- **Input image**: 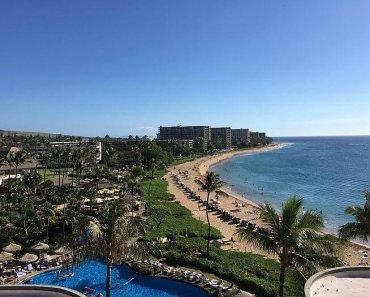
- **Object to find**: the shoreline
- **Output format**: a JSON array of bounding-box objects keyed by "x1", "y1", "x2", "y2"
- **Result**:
[
  {"x1": 198, "y1": 143, "x2": 285, "y2": 209},
  {"x1": 199, "y1": 145, "x2": 370, "y2": 251},
  {"x1": 166, "y1": 144, "x2": 370, "y2": 266}
]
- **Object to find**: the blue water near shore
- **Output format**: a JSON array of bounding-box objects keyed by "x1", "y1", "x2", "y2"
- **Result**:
[{"x1": 212, "y1": 136, "x2": 370, "y2": 235}]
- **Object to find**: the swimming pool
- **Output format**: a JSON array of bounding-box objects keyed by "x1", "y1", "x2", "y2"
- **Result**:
[{"x1": 22, "y1": 260, "x2": 209, "y2": 297}]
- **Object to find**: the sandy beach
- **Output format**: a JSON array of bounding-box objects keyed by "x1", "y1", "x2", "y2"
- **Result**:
[{"x1": 166, "y1": 144, "x2": 370, "y2": 266}]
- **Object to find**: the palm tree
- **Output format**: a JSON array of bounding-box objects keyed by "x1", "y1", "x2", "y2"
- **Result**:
[
  {"x1": 23, "y1": 171, "x2": 42, "y2": 194},
  {"x1": 50, "y1": 146, "x2": 65, "y2": 189},
  {"x1": 73, "y1": 200, "x2": 147, "y2": 297},
  {"x1": 40, "y1": 151, "x2": 51, "y2": 182},
  {"x1": 146, "y1": 159, "x2": 163, "y2": 207},
  {"x1": 5, "y1": 151, "x2": 28, "y2": 177},
  {"x1": 124, "y1": 165, "x2": 144, "y2": 217},
  {"x1": 43, "y1": 202, "x2": 55, "y2": 241},
  {"x1": 82, "y1": 184, "x2": 97, "y2": 210},
  {"x1": 339, "y1": 191, "x2": 370, "y2": 241},
  {"x1": 102, "y1": 143, "x2": 118, "y2": 169},
  {"x1": 11, "y1": 151, "x2": 29, "y2": 176},
  {"x1": 196, "y1": 171, "x2": 224, "y2": 257},
  {"x1": 237, "y1": 197, "x2": 337, "y2": 297},
  {"x1": 0, "y1": 155, "x2": 5, "y2": 168}
]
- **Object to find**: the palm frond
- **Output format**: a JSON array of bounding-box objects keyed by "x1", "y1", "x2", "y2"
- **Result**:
[
  {"x1": 259, "y1": 203, "x2": 280, "y2": 232},
  {"x1": 236, "y1": 227, "x2": 278, "y2": 255},
  {"x1": 339, "y1": 221, "x2": 369, "y2": 241},
  {"x1": 280, "y1": 197, "x2": 303, "y2": 237}
]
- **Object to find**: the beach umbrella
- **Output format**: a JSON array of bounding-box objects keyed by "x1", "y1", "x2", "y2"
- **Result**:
[
  {"x1": 2, "y1": 243, "x2": 22, "y2": 253},
  {"x1": 54, "y1": 246, "x2": 71, "y2": 255},
  {"x1": 31, "y1": 242, "x2": 50, "y2": 251},
  {"x1": 18, "y1": 253, "x2": 38, "y2": 263},
  {"x1": 0, "y1": 251, "x2": 14, "y2": 262}
]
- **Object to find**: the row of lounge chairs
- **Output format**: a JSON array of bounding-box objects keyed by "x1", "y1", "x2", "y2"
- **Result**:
[
  {"x1": 171, "y1": 173, "x2": 259, "y2": 232},
  {"x1": 123, "y1": 255, "x2": 233, "y2": 292}
]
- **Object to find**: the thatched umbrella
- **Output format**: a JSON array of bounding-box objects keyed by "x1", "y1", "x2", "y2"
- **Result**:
[
  {"x1": 31, "y1": 242, "x2": 50, "y2": 251},
  {"x1": 54, "y1": 246, "x2": 71, "y2": 255},
  {"x1": 2, "y1": 243, "x2": 22, "y2": 253},
  {"x1": 0, "y1": 251, "x2": 14, "y2": 262},
  {"x1": 18, "y1": 253, "x2": 38, "y2": 264}
]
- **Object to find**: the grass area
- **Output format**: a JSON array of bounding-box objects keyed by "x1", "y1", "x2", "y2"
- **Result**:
[
  {"x1": 171, "y1": 154, "x2": 203, "y2": 166},
  {"x1": 39, "y1": 168, "x2": 74, "y2": 181},
  {"x1": 164, "y1": 239, "x2": 304, "y2": 297},
  {"x1": 140, "y1": 169, "x2": 222, "y2": 240},
  {"x1": 139, "y1": 168, "x2": 305, "y2": 297}
]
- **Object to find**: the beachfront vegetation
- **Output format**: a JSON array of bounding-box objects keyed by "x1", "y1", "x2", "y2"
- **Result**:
[
  {"x1": 339, "y1": 190, "x2": 370, "y2": 241},
  {"x1": 237, "y1": 197, "x2": 339, "y2": 297},
  {"x1": 195, "y1": 171, "x2": 224, "y2": 257},
  {"x1": 141, "y1": 170, "x2": 306, "y2": 296}
]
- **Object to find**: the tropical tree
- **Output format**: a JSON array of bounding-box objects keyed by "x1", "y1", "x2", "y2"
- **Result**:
[
  {"x1": 42, "y1": 202, "x2": 56, "y2": 241},
  {"x1": 73, "y1": 200, "x2": 148, "y2": 297},
  {"x1": 0, "y1": 155, "x2": 5, "y2": 168},
  {"x1": 5, "y1": 150, "x2": 28, "y2": 176},
  {"x1": 50, "y1": 146, "x2": 65, "y2": 189},
  {"x1": 146, "y1": 159, "x2": 164, "y2": 207},
  {"x1": 102, "y1": 143, "x2": 118, "y2": 169},
  {"x1": 237, "y1": 197, "x2": 338, "y2": 297},
  {"x1": 40, "y1": 150, "x2": 51, "y2": 182},
  {"x1": 23, "y1": 171, "x2": 42, "y2": 194},
  {"x1": 82, "y1": 184, "x2": 97, "y2": 210},
  {"x1": 339, "y1": 191, "x2": 370, "y2": 241},
  {"x1": 16, "y1": 194, "x2": 35, "y2": 238},
  {"x1": 196, "y1": 171, "x2": 224, "y2": 257},
  {"x1": 11, "y1": 150, "x2": 29, "y2": 176},
  {"x1": 124, "y1": 165, "x2": 144, "y2": 216}
]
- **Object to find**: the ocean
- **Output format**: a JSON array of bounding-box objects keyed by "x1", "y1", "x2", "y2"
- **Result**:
[{"x1": 212, "y1": 136, "x2": 370, "y2": 235}]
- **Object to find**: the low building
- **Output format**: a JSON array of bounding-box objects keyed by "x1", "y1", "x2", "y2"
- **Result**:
[
  {"x1": 211, "y1": 127, "x2": 232, "y2": 150},
  {"x1": 33, "y1": 141, "x2": 102, "y2": 163}
]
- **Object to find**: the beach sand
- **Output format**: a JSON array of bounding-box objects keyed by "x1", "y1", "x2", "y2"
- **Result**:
[{"x1": 166, "y1": 144, "x2": 370, "y2": 266}]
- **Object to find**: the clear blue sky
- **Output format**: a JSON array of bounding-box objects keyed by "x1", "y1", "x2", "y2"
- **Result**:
[{"x1": 1, "y1": 0, "x2": 369, "y2": 137}]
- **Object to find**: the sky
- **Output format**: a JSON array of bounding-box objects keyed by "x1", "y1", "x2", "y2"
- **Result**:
[{"x1": 1, "y1": 0, "x2": 369, "y2": 137}]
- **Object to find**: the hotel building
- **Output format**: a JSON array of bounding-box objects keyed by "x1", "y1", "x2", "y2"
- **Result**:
[
  {"x1": 158, "y1": 126, "x2": 211, "y2": 151},
  {"x1": 231, "y1": 128, "x2": 250, "y2": 145},
  {"x1": 211, "y1": 127, "x2": 232, "y2": 150}
]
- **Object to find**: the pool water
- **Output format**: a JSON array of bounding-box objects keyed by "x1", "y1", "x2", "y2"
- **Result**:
[{"x1": 23, "y1": 260, "x2": 209, "y2": 297}]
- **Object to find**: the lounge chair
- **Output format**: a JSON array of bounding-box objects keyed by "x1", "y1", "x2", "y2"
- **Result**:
[
  {"x1": 221, "y1": 283, "x2": 234, "y2": 292},
  {"x1": 208, "y1": 279, "x2": 223, "y2": 289}
]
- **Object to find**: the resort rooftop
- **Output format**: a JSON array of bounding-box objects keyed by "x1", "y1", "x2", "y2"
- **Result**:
[
  {"x1": 0, "y1": 285, "x2": 85, "y2": 297},
  {"x1": 305, "y1": 266, "x2": 370, "y2": 297}
]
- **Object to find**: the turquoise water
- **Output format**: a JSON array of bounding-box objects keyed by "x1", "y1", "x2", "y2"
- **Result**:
[
  {"x1": 24, "y1": 260, "x2": 209, "y2": 297},
  {"x1": 212, "y1": 136, "x2": 370, "y2": 235}
]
